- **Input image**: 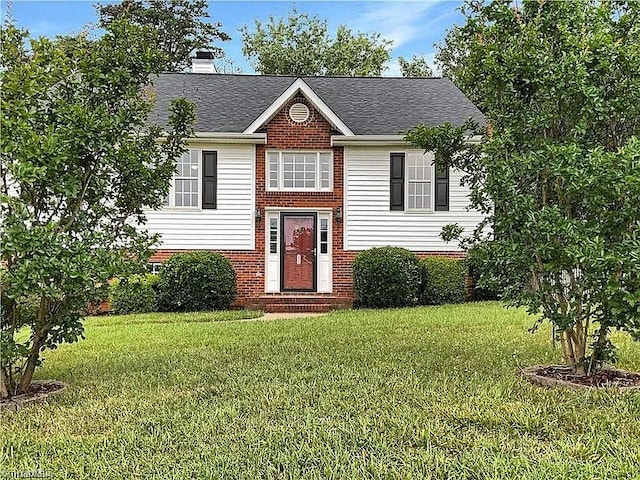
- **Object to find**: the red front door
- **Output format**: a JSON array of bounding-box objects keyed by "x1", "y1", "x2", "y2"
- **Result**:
[{"x1": 281, "y1": 213, "x2": 316, "y2": 291}]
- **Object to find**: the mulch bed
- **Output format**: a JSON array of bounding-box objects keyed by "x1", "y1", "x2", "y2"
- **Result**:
[
  {"x1": 1, "y1": 380, "x2": 67, "y2": 412},
  {"x1": 522, "y1": 365, "x2": 640, "y2": 391}
]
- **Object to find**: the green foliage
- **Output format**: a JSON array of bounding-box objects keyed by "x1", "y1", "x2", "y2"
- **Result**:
[
  {"x1": 398, "y1": 55, "x2": 434, "y2": 77},
  {"x1": 156, "y1": 252, "x2": 237, "y2": 312},
  {"x1": 109, "y1": 274, "x2": 159, "y2": 315},
  {"x1": 352, "y1": 247, "x2": 421, "y2": 308},
  {"x1": 240, "y1": 8, "x2": 392, "y2": 76},
  {"x1": 420, "y1": 257, "x2": 467, "y2": 305},
  {"x1": 408, "y1": 0, "x2": 640, "y2": 375},
  {"x1": 0, "y1": 20, "x2": 194, "y2": 397},
  {"x1": 465, "y1": 243, "x2": 502, "y2": 301},
  {"x1": 98, "y1": 0, "x2": 230, "y2": 72}
]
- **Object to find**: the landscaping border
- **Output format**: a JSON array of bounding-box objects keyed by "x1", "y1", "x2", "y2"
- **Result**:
[
  {"x1": 522, "y1": 365, "x2": 640, "y2": 391},
  {"x1": 0, "y1": 380, "x2": 67, "y2": 412}
]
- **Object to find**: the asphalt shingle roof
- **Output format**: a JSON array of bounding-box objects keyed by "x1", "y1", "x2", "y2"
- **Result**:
[{"x1": 150, "y1": 73, "x2": 485, "y2": 135}]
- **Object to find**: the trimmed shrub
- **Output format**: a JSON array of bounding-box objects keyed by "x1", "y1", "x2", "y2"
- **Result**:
[
  {"x1": 109, "y1": 274, "x2": 158, "y2": 315},
  {"x1": 156, "y1": 252, "x2": 236, "y2": 312},
  {"x1": 420, "y1": 257, "x2": 466, "y2": 305},
  {"x1": 466, "y1": 243, "x2": 503, "y2": 301},
  {"x1": 353, "y1": 246, "x2": 421, "y2": 308}
]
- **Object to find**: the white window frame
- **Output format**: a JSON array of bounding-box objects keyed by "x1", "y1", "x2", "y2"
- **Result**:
[
  {"x1": 163, "y1": 148, "x2": 201, "y2": 210},
  {"x1": 148, "y1": 262, "x2": 163, "y2": 274},
  {"x1": 266, "y1": 150, "x2": 333, "y2": 192},
  {"x1": 405, "y1": 151, "x2": 435, "y2": 213}
]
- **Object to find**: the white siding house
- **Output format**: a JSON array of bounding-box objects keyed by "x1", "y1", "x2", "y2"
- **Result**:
[
  {"x1": 343, "y1": 146, "x2": 484, "y2": 251},
  {"x1": 145, "y1": 144, "x2": 255, "y2": 250}
]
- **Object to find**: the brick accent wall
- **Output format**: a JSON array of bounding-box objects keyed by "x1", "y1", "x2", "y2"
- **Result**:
[
  {"x1": 150, "y1": 95, "x2": 465, "y2": 308},
  {"x1": 256, "y1": 96, "x2": 351, "y2": 300}
]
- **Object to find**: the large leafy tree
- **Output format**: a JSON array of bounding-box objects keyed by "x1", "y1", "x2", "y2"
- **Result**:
[
  {"x1": 407, "y1": 0, "x2": 640, "y2": 376},
  {"x1": 398, "y1": 55, "x2": 433, "y2": 77},
  {"x1": 0, "y1": 21, "x2": 194, "y2": 398},
  {"x1": 98, "y1": 0, "x2": 230, "y2": 72},
  {"x1": 240, "y1": 8, "x2": 392, "y2": 76}
]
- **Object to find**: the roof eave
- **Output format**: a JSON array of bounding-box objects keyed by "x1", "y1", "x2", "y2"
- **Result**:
[
  {"x1": 190, "y1": 132, "x2": 267, "y2": 144},
  {"x1": 331, "y1": 134, "x2": 483, "y2": 147}
]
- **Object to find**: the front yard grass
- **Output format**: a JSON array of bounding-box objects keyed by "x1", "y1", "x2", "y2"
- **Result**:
[{"x1": 2, "y1": 302, "x2": 639, "y2": 479}]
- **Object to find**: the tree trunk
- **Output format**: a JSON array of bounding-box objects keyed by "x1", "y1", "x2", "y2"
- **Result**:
[
  {"x1": 17, "y1": 338, "x2": 43, "y2": 394},
  {"x1": 560, "y1": 328, "x2": 587, "y2": 375},
  {"x1": 0, "y1": 368, "x2": 10, "y2": 399}
]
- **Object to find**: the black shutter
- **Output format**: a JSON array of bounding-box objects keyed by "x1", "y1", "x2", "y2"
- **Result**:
[
  {"x1": 202, "y1": 151, "x2": 217, "y2": 209},
  {"x1": 390, "y1": 153, "x2": 405, "y2": 211},
  {"x1": 435, "y1": 161, "x2": 449, "y2": 211}
]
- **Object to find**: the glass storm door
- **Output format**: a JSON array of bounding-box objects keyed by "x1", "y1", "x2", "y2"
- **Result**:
[{"x1": 281, "y1": 213, "x2": 317, "y2": 291}]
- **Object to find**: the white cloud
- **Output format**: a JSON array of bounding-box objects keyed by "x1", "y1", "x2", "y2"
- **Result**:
[{"x1": 353, "y1": 1, "x2": 445, "y2": 49}]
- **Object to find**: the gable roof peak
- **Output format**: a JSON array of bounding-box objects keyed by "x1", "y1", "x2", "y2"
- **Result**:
[{"x1": 243, "y1": 77, "x2": 354, "y2": 136}]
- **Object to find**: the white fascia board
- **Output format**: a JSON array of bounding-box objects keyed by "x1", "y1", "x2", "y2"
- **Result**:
[
  {"x1": 332, "y1": 134, "x2": 484, "y2": 147},
  {"x1": 190, "y1": 132, "x2": 267, "y2": 144},
  {"x1": 331, "y1": 135, "x2": 408, "y2": 146},
  {"x1": 243, "y1": 78, "x2": 354, "y2": 136},
  {"x1": 158, "y1": 132, "x2": 266, "y2": 144}
]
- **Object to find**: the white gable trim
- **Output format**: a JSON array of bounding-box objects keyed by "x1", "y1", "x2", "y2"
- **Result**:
[{"x1": 243, "y1": 78, "x2": 354, "y2": 136}]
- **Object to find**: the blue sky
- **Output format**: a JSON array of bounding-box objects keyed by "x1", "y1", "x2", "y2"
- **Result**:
[{"x1": 5, "y1": 1, "x2": 465, "y2": 76}]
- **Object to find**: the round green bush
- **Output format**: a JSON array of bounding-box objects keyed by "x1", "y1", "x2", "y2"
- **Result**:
[
  {"x1": 466, "y1": 243, "x2": 503, "y2": 301},
  {"x1": 353, "y1": 246, "x2": 421, "y2": 308},
  {"x1": 420, "y1": 257, "x2": 467, "y2": 305},
  {"x1": 109, "y1": 274, "x2": 158, "y2": 315},
  {"x1": 156, "y1": 252, "x2": 236, "y2": 312}
]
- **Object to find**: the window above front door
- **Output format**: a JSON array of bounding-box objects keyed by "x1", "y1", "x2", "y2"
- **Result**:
[{"x1": 266, "y1": 151, "x2": 333, "y2": 192}]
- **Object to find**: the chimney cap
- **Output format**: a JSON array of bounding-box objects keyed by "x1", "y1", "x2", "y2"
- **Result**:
[{"x1": 195, "y1": 51, "x2": 214, "y2": 60}]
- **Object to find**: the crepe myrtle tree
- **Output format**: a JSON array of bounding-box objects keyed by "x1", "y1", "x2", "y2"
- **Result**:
[
  {"x1": 0, "y1": 21, "x2": 195, "y2": 398},
  {"x1": 406, "y1": 0, "x2": 640, "y2": 376}
]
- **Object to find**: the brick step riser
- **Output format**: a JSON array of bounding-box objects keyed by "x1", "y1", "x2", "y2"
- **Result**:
[
  {"x1": 257, "y1": 296, "x2": 345, "y2": 305},
  {"x1": 265, "y1": 304, "x2": 333, "y2": 313}
]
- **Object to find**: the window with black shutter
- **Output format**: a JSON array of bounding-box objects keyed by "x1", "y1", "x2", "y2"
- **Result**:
[
  {"x1": 202, "y1": 151, "x2": 217, "y2": 209},
  {"x1": 390, "y1": 153, "x2": 404, "y2": 210},
  {"x1": 435, "y1": 163, "x2": 449, "y2": 211}
]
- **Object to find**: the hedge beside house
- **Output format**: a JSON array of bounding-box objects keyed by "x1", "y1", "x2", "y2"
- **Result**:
[
  {"x1": 156, "y1": 252, "x2": 236, "y2": 312},
  {"x1": 353, "y1": 246, "x2": 421, "y2": 308},
  {"x1": 109, "y1": 274, "x2": 159, "y2": 315},
  {"x1": 466, "y1": 244, "x2": 503, "y2": 301},
  {"x1": 420, "y1": 257, "x2": 467, "y2": 305}
]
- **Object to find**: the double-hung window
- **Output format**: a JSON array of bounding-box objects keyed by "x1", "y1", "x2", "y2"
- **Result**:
[
  {"x1": 407, "y1": 152, "x2": 432, "y2": 210},
  {"x1": 174, "y1": 150, "x2": 199, "y2": 207},
  {"x1": 267, "y1": 151, "x2": 332, "y2": 191},
  {"x1": 163, "y1": 149, "x2": 218, "y2": 209},
  {"x1": 390, "y1": 151, "x2": 449, "y2": 212}
]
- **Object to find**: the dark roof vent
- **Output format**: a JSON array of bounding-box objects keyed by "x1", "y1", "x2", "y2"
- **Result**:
[{"x1": 195, "y1": 51, "x2": 214, "y2": 60}]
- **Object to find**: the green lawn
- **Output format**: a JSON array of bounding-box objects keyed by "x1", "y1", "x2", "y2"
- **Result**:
[{"x1": 2, "y1": 303, "x2": 639, "y2": 479}]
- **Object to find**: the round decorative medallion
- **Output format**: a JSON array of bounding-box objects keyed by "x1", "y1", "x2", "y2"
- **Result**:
[{"x1": 289, "y1": 102, "x2": 311, "y2": 123}]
